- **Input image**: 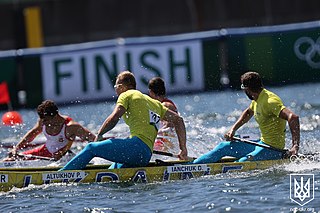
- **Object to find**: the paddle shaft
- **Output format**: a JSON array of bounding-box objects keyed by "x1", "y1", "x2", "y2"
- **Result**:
[
  {"x1": 232, "y1": 136, "x2": 287, "y2": 153},
  {"x1": 152, "y1": 150, "x2": 196, "y2": 160},
  {"x1": 17, "y1": 153, "x2": 56, "y2": 161},
  {"x1": 153, "y1": 150, "x2": 178, "y2": 158},
  {"x1": 1, "y1": 136, "x2": 115, "y2": 149}
]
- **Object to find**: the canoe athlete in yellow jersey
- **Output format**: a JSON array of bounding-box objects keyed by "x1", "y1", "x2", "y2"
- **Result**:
[
  {"x1": 193, "y1": 71, "x2": 300, "y2": 163},
  {"x1": 60, "y1": 71, "x2": 188, "y2": 170}
]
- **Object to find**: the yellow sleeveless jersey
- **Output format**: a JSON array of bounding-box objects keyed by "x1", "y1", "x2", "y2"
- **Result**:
[
  {"x1": 117, "y1": 89, "x2": 168, "y2": 151},
  {"x1": 249, "y1": 89, "x2": 286, "y2": 149}
]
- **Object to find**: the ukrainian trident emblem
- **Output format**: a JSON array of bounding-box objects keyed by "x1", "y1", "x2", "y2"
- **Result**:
[{"x1": 290, "y1": 174, "x2": 314, "y2": 206}]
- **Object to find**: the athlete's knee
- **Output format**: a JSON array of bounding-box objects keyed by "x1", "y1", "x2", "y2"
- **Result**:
[
  {"x1": 215, "y1": 141, "x2": 232, "y2": 151},
  {"x1": 82, "y1": 143, "x2": 99, "y2": 155}
]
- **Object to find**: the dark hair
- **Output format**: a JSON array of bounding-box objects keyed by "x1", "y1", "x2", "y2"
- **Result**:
[
  {"x1": 37, "y1": 100, "x2": 59, "y2": 119},
  {"x1": 117, "y1": 71, "x2": 136, "y2": 89},
  {"x1": 241, "y1": 71, "x2": 263, "y2": 92},
  {"x1": 148, "y1": 77, "x2": 166, "y2": 96}
]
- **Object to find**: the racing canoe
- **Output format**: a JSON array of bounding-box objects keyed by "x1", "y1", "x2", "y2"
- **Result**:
[{"x1": 0, "y1": 158, "x2": 288, "y2": 192}]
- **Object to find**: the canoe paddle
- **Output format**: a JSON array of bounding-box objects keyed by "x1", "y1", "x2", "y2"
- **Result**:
[
  {"x1": 17, "y1": 153, "x2": 56, "y2": 161},
  {"x1": 1, "y1": 136, "x2": 115, "y2": 149},
  {"x1": 152, "y1": 150, "x2": 196, "y2": 160},
  {"x1": 232, "y1": 136, "x2": 289, "y2": 154}
]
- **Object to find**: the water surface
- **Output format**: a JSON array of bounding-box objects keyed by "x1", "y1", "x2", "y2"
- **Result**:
[{"x1": 1, "y1": 83, "x2": 320, "y2": 212}]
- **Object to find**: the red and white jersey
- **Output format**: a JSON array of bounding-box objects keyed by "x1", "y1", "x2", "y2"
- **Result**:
[
  {"x1": 159, "y1": 98, "x2": 178, "y2": 131},
  {"x1": 43, "y1": 117, "x2": 72, "y2": 154}
]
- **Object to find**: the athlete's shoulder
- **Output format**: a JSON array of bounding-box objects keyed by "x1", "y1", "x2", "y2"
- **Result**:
[
  {"x1": 64, "y1": 120, "x2": 85, "y2": 137},
  {"x1": 264, "y1": 89, "x2": 283, "y2": 104},
  {"x1": 119, "y1": 89, "x2": 141, "y2": 99},
  {"x1": 264, "y1": 88, "x2": 279, "y2": 98},
  {"x1": 60, "y1": 115, "x2": 73, "y2": 125},
  {"x1": 162, "y1": 98, "x2": 177, "y2": 112}
]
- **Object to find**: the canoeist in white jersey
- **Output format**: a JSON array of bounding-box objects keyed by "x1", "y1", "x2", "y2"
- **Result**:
[
  {"x1": 3, "y1": 100, "x2": 96, "y2": 161},
  {"x1": 148, "y1": 77, "x2": 178, "y2": 151}
]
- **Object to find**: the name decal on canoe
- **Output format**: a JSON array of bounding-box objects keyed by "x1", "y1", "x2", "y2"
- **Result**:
[
  {"x1": 0, "y1": 174, "x2": 8, "y2": 183},
  {"x1": 42, "y1": 171, "x2": 86, "y2": 181},
  {"x1": 167, "y1": 164, "x2": 208, "y2": 173}
]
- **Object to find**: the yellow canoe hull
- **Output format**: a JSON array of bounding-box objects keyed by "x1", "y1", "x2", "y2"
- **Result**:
[{"x1": 0, "y1": 159, "x2": 288, "y2": 192}]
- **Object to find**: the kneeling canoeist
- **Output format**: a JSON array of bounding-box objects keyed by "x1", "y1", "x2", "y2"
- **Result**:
[
  {"x1": 60, "y1": 71, "x2": 188, "y2": 171},
  {"x1": 3, "y1": 100, "x2": 96, "y2": 161},
  {"x1": 193, "y1": 71, "x2": 300, "y2": 164},
  {"x1": 148, "y1": 77, "x2": 178, "y2": 152}
]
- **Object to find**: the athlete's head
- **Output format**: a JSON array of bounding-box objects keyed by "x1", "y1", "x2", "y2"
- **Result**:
[
  {"x1": 148, "y1": 77, "x2": 166, "y2": 98},
  {"x1": 241, "y1": 71, "x2": 263, "y2": 93},
  {"x1": 37, "y1": 100, "x2": 59, "y2": 119},
  {"x1": 115, "y1": 71, "x2": 136, "y2": 91}
]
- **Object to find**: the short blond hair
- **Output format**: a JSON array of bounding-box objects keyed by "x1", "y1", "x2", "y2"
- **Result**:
[{"x1": 117, "y1": 71, "x2": 136, "y2": 89}]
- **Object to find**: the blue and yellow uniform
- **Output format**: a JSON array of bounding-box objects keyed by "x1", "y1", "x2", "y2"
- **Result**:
[
  {"x1": 193, "y1": 89, "x2": 286, "y2": 164},
  {"x1": 61, "y1": 90, "x2": 168, "y2": 170},
  {"x1": 250, "y1": 89, "x2": 286, "y2": 149},
  {"x1": 117, "y1": 89, "x2": 168, "y2": 151}
]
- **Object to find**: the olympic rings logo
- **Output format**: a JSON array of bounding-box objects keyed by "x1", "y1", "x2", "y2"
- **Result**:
[
  {"x1": 294, "y1": 36, "x2": 320, "y2": 69},
  {"x1": 289, "y1": 154, "x2": 317, "y2": 163}
]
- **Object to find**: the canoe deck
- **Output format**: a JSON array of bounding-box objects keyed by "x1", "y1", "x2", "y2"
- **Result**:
[{"x1": 0, "y1": 158, "x2": 288, "y2": 192}]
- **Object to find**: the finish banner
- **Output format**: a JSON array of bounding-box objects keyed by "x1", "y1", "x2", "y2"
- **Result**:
[{"x1": 41, "y1": 40, "x2": 204, "y2": 103}]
